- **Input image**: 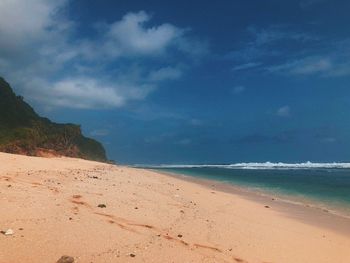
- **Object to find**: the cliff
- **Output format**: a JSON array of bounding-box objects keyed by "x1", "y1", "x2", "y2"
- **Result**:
[{"x1": 0, "y1": 77, "x2": 107, "y2": 161}]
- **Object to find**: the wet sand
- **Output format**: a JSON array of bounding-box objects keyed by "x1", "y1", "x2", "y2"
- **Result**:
[{"x1": 161, "y1": 171, "x2": 350, "y2": 236}]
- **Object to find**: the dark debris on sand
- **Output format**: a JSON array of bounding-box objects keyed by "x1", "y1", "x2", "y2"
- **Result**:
[{"x1": 56, "y1": 255, "x2": 74, "y2": 263}]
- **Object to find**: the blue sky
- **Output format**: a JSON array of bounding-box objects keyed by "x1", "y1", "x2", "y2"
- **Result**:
[{"x1": 1, "y1": 0, "x2": 350, "y2": 164}]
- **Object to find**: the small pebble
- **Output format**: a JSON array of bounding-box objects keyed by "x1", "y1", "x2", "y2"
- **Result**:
[{"x1": 2, "y1": 229, "x2": 14, "y2": 236}]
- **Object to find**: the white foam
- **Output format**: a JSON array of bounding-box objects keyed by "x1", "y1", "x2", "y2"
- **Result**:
[{"x1": 137, "y1": 161, "x2": 350, "y2": 169}]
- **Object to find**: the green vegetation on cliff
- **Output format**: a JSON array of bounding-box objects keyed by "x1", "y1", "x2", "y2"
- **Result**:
[{"x1": 0, "y1": 77, "x2": 107, "y2": 161}]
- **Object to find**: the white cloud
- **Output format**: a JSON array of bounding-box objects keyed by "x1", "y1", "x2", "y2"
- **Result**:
[
  {"x1": 226, "y1": 26, "x2": 315, "y2": 63},
  {"x1": 268, "y1": 57, "x2": 332, "y2": 75},
  {"x1": 148, "y1": 67, "x2": 183, "y2": 82},
  {"x1": 267, "y1": 54, "x2": 350, "y2": 77},
  {"x1": 232, "y1": 62, "x2": 262, "y2": 71},
  {"x1": 27, "y1": 78, "x2": 125, "y2": 109},
  {"x1": 0, "y1": 2, "x2": 206, "y2": 109},
  {"x1": 225, "y1": 25, "x2": 350, "y2": 78},
  {"x1": 0, "y1": 0, "x2": 66, "y2": 51},
  {"x1": 229, "y1": 25, "x2": 350, "y2": 78},
  {"x1": 104, "y1": 11, "x2": 183, "y2": 57},
  {"x1": 248, "y1": 26, "x2": 315, "y2": 46},
  {"x1": 327, "y1": 63, "x2": 350, "y2": 77},
  {"x1": 290, "y1": 58, "x2": 331, "y2": 74},
  {"x1": 276, "y1": 106, "x2": 291, "y2": 117}
]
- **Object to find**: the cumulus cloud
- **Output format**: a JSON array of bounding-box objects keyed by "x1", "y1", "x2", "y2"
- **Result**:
[
  {"x1": 37, "y1": 78, "x2": 126, "y2": 108},
  {"x1": 103, "y1": 11, "x2": 183, "y2": 57},
  {"x1": 0, "y1": 0, "x2": 68, "y2": 53},
  {"x1": 0, "y1": 2, "x2": 207, "y2": 109}
]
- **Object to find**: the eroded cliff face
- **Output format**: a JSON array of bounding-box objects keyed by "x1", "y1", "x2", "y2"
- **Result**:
[{"x1": 0, "y1": 77, "x2": 107, "y2": 161}]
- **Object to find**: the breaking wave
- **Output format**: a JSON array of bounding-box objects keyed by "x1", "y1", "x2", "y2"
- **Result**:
[{"x1": 139, "y1": 161, "x2": 350, "y2": 169}]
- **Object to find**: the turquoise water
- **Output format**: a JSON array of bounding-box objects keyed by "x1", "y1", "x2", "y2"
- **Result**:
[{"x1": 150, "y1": 166, "x2": 350, "y2": 215}]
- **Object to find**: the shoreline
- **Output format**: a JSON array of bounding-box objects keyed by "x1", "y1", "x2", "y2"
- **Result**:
[
  {"x1": 1, "y1": 152, "x2": 350, "y2": 262},
  {"x1": 151, "y1": 169, "x2": 350, "y2": 236}
]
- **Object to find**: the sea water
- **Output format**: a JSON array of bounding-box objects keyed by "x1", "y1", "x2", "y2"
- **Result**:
[{"x1": 141, "y1": 162, "x2": 350, "y2": 217}]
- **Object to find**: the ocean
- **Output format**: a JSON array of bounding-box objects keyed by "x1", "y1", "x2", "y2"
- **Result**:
[{"x1": 141, "y1": 162, "x2": 350, "y2": 218}]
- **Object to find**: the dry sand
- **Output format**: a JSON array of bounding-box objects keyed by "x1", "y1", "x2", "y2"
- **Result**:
[{"x1": 0, "y1": 152, "x2": 350, "y2": 263}]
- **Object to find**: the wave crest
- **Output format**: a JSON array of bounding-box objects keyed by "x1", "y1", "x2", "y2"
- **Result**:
[{"x1": 139, "y1": 161, "x2": 350, "y2": 169}]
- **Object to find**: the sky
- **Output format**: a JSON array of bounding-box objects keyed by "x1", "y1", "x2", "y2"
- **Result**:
[{"x1": 0, "y1": 0, "x2": 350, "y2": 164}]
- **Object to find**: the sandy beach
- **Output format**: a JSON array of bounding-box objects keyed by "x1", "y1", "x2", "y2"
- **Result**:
[{"x1": 1, "y1": 152, "x2": 350, "y2": 263}]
